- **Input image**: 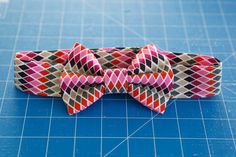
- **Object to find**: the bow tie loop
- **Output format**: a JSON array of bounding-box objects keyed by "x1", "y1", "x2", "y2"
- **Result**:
[{"x1": 104, "y1": 68, "x2": 129, "y2": 93}]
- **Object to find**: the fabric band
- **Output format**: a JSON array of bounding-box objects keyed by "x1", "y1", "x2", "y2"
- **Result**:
[{"x1": 14, "y1": 43, "x2": 222, "y2": 115}]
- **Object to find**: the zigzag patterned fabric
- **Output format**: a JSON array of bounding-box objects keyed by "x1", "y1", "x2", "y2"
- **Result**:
[{"x1": 14, "y1": 43, "x2": 222, "y2": 115}]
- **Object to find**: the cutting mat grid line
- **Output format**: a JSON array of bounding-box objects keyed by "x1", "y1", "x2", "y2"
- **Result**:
[{"x1": 0, "y1": 0, "x2": 236, "y2": 157}]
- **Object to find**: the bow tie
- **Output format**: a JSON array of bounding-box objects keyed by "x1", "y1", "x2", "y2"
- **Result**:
[
  {"x1": 60, "y1": 43, "x2": 174, "y2": 114},
  {"x1": 14, "y1": 43, "x2": 222, "y2": 115}
]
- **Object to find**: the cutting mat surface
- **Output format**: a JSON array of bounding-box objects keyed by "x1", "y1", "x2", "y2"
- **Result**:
[{"x1": 0, "y1": 0, "x2": 236, "y2": 156}]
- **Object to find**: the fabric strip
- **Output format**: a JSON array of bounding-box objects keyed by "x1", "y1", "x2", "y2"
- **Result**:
[{"x1": 14, "y1": 46, "x2": 222, "y2": 99}]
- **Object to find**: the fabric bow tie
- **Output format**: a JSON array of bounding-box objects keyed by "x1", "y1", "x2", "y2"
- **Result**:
[
  {"x1": 14, "y1": 42, "x2": 222, "y2": 115},
  {"x1": 60, "y1": 43, "x2": 174, "y2": 114}
]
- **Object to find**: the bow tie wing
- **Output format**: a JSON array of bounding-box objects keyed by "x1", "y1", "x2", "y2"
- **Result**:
[
  {"x1": 60, "y1": 43, "x2": 105, "y2": 115},
  {"x1": 67, "y1": 43, "x2": 104, "y2": 76},
  {"x1": 128, "y1": 44, "x2": 174, "y2": 113},
  {"x1": 60, "y1": 73, "x2": 105, "y2": 115},
  {"x1": 128, "y1": 84, "x2": 169, "y2": 113},
  {"x1": 129, "y1": 44, "x2": 172, "y2": 74}
]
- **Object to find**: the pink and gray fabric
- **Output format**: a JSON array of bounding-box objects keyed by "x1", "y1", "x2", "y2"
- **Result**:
[{"x1": 14, "y1": 43, "x2": 222, "y2": 115}]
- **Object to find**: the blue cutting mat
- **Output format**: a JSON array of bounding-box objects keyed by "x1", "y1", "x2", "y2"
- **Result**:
[{"x1": 0, "y1": 0, "x2": 236, "y2": 156}]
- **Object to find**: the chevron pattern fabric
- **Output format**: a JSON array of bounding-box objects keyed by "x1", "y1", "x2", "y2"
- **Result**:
[{"x1": 14, "y1": 42, "x2": 222, "y2": 115}]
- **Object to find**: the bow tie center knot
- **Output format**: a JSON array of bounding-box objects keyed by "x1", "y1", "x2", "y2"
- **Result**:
[{"x1": 103, "y1": 68, "x2": 129, "y2": 94}]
